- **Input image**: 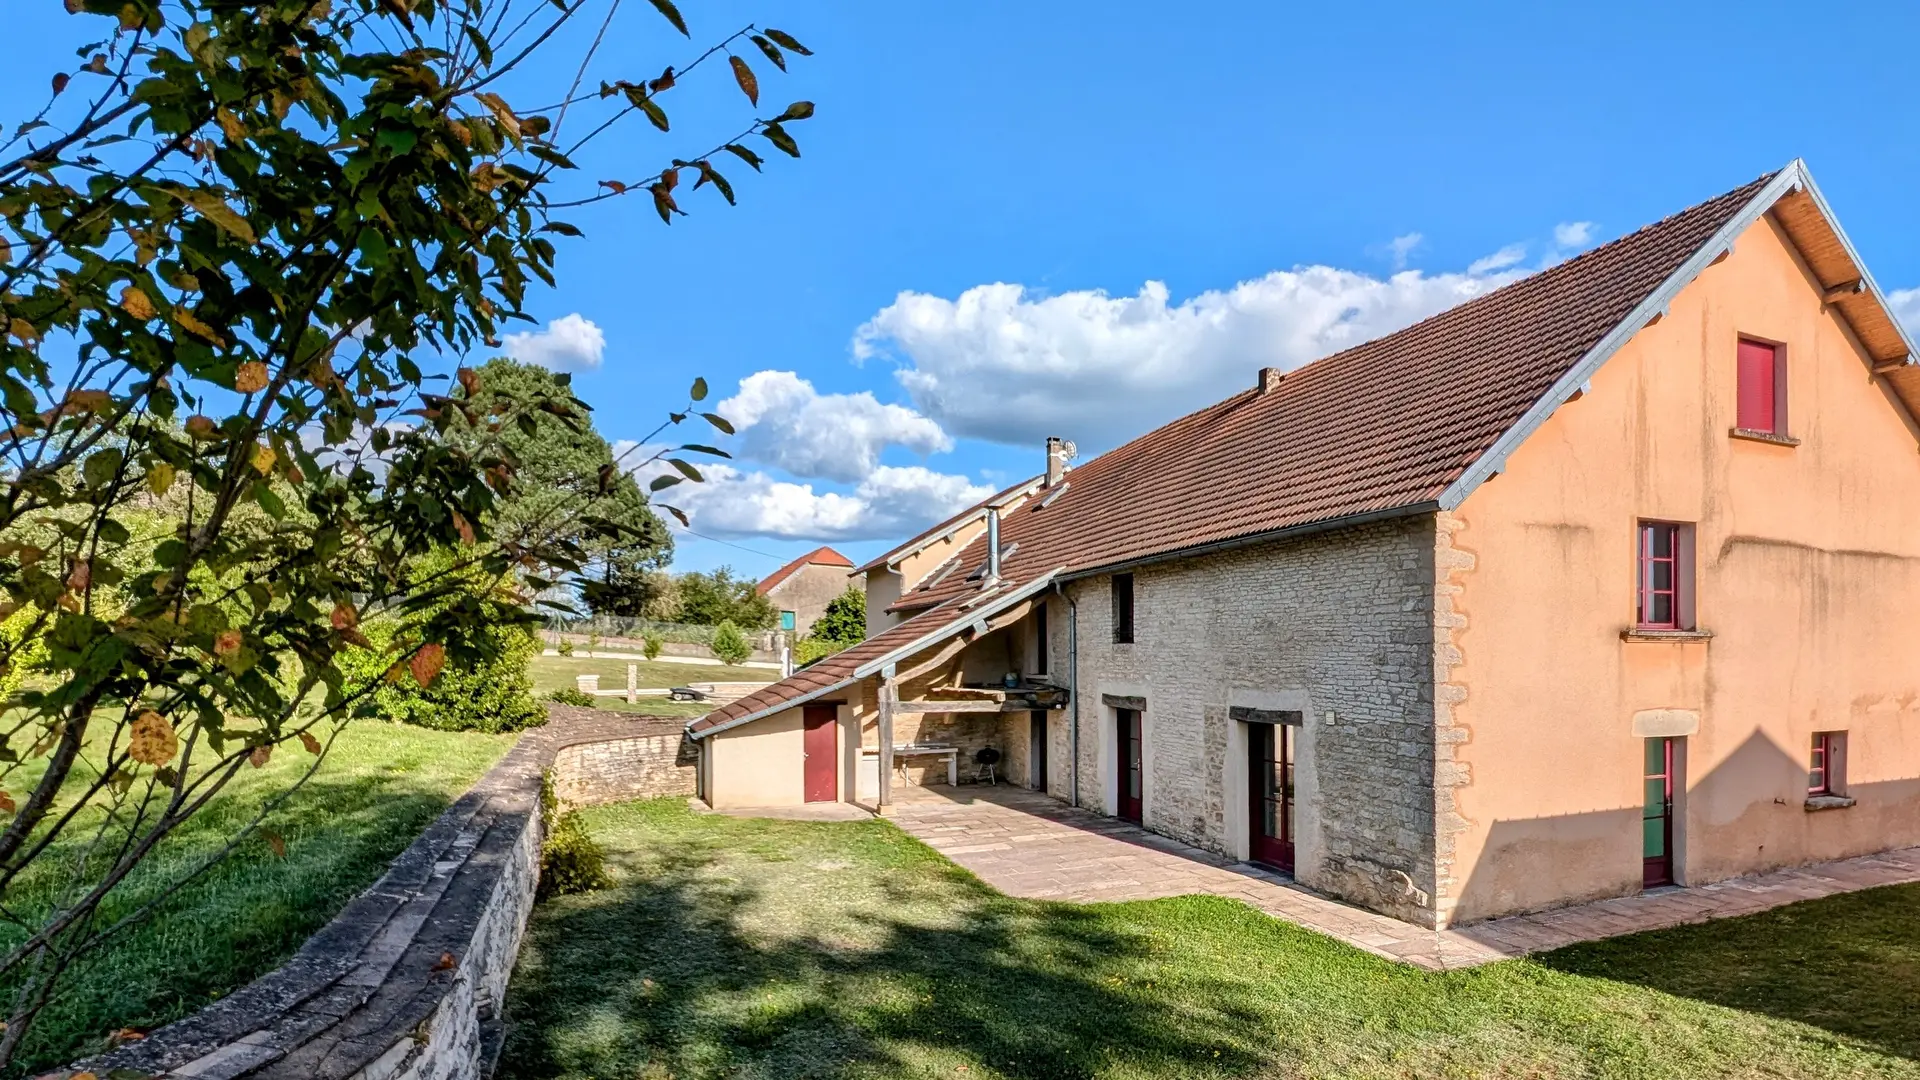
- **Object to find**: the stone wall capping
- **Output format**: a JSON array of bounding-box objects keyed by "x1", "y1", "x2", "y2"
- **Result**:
[
  {"x1": 1805, "y1": 795, "x2": 1857, "y2": 812},
  {"x1": 77, "y1": 710, "x2": 691, "y2": 1080}
]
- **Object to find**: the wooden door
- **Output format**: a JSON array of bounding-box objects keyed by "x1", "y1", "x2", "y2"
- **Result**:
[
  {"x1": 1249, "y1": 722, "x2": 1295, "y2": 872},
  {"x1": 1642, "y1": 737, "x2": 1675, "y2": 887},
  {"x1": 1116, "y1": 708, "x2": 1143, "y2": 823},
  {"x1": 1029, "y1": 711, "x2": 1048, "y2": 791},
  {"x1": 803, "y1": 705, "x2": 837, "y2": 803}
]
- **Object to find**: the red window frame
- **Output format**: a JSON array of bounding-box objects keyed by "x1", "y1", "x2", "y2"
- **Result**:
[
  {"x1": 1809, "y1": 732, "x2": 1838, "y2": 796},
  {"x1": 1737, "y1": 338, "x2": 1783, "y2": 434},
  {"x1": 1637, "y1": 522, "x2": 1683, "y2": 630}
]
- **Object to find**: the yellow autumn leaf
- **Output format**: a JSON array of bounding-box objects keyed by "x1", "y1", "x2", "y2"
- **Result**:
[
  {"x1": 119, "y1": 285, "x2": 157, "y2": 320},
  {"x1": 184, "y1": 415, "x2": 218, "y2": 439},
  {"x1": 250, "y1": 444, "x2": 276, "y2": 475},
  {"x1": 410, "y1": 643, "x2": 446, "y2": 686},
  {"x1": 174, "y1": 307, "x2": 225, "y2": 346},
  {"x1": 249, "y1": 744, "x2": 271, "y2": 769},
  {"x1": 299, "y1": 730, "x2": 322, "y2": 755},
  {"x1": 8, "y1": 318, "x2": 38, "y2": 345},
  {"x1": 234, "y1": 361, "x2": 269, "y2": 394},
  {"x1": 0, "y1": 790, "x2": 14, "y2": 814},
  {"x1": 147, "y1": 462, "x2": 176, "y2": 496},
  {"x1": 128, "y1": 711, "x2": 178, "y2": 766}
]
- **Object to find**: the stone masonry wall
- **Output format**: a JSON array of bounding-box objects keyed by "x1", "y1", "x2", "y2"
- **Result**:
[
  {"x1": 1062, "y1": 515, "x2": 1444, "y2": 925},
  {"x1": 548, "y1": 713, "x2": 697, "y2": 806},
  {"x1": 78, "y1": 712, "x2": 681, "y2": 1080}
]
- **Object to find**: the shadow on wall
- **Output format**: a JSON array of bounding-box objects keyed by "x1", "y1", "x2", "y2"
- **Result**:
[{"x1": 1454, "y1": 728, "x2": 1920, "y2": 923}]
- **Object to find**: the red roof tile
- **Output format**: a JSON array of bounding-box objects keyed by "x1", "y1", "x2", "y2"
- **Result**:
[
  {"x1": 895, "y1": 172, "x2": 1777, "y2": 610},
  {"x1": 755, "y1": 546, "x2": 856, "y2": 595}
]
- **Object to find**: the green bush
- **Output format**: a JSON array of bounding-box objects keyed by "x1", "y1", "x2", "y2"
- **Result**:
[
  {"x1": 547, "y1": 687, "x2": 597, "y2": 708},
  {"x1": 641, "y1": 631, "x2": 664, "y2": 661},
  {"x1": 710, "y1": 620, "x2": 751, "y2": 665},
  {"x1": 0, "y1": 605, "x2": 49, "y2": 702},
  {"x1": 537, "y1": 772, "x2": 610, "y2": 900},
  {"x1": 556, "y1": 638, "x2": 575, "y2": 657},
  {"x1": 793, "y1": 634, "x2": 841, "y2": 667},
  {"x1": 344, "y1": 617, "x2": 545, "y2": 734}
]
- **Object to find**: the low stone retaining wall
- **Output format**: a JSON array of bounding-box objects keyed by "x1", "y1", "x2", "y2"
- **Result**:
[{"x1": 77, "y1": 711, "x2": 696, "y2": 1080}]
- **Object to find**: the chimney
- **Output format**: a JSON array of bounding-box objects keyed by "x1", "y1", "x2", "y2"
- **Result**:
[
  {"x1": 985, "y1": 507, "x2": 1002, "y2": 583},
  {"x1": 1258, "y1": 367, "x2": 1284, "y2": 394},
  {"x1": 1045, "y1": 436, "x2": 1069, "y2": 487}
]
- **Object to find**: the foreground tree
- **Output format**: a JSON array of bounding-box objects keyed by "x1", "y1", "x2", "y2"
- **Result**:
[{"x1": 0, "y1": 0, "x2": 813, "y2": 1066}]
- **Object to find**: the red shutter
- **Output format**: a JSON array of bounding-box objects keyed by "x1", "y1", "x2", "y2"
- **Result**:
[{"x1": 1737, "y1": 339, "x2": 1777, "y2": 433}]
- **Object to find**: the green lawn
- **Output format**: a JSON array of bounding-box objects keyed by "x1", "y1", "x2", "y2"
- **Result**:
[
  {"x1": 500, "y1": 800, "x2": 1920, "y2": 1080},
  {"x1": 0, "y1": 722, "x2": 514, "y2": 1075},
  {"x1": 530, "y1": 654, "x2": 773, "y2": 719}
]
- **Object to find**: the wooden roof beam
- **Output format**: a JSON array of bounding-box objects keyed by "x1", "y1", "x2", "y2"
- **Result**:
[{"x1": 1823, "y1": 279, "x2": 1866, "y2": 305}]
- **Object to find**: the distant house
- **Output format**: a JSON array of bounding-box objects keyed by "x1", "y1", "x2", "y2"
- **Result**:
[
  {"x1": 756, "y1": 547, "x2": 861, "y2": 636},
  {"x1": 688, "y1": 161, "x2": 1920, "y2": 929}
]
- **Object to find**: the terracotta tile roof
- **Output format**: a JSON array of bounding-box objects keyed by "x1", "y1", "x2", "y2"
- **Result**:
[
  {"x1": 755, "y1": 546, "x2": 857, "y2": 595},
  {"x1": 697, "y1": 171, "x2": 1779, "y2": 735},
  {"x1": 686, "y1": 598, "x2": 963, "y2": 735},
  {"x1": 893, "y1": 172, "x2": 1778, "y2": 610}
]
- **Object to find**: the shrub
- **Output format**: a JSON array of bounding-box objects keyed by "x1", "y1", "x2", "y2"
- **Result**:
[
  {"x1": 547, "y1": 687, "x2": 597, "y2": 708},
  {"x1": 537, "y1": 772, "x2": 610, "y2": 900},
  {"x1": 794, "y1": 634, "x2": 841, "y2": 667},
  {"x1": 710, "y1": 620, "x2": 751, "y2": 665},
  {"x1": 556, "y1": 638, "x2": 575, "y2": 657},
  {"x1": 813, "y1": 586, "x2": 867, "y2": 647},
  {"x1": 586, "y1": 631, "x2": 601, "y2": 652},
  {"x1": 0, "y1": 605, "x2": 48, "y2": 702},
  {"x1": 344, "y1": 617, "x2": 545, "y2": 734},
  {"x1": 641, "y1": 631, "x2": 664, "y2": 661}
]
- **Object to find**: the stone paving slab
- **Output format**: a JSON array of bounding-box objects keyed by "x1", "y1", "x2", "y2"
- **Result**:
[{"x1": 884, "y1": 784, "x2": 1920, "y2": 971}]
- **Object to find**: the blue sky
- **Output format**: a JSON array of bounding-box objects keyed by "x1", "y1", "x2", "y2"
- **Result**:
[{"x1": 11, "y1": 2, "x2": 1918, "y2": 578}]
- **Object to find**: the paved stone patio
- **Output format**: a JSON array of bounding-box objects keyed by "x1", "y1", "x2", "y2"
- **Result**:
[{"x1": 881, "y1": 783, "x2": 1920, "y2": 970}]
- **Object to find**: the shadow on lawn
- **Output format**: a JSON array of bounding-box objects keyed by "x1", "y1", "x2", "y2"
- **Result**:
[
  {"x1": 1536, "y1": 881, "x2": 1920, "y2": 1062},
  {"x1": 498, "y1": 829, "x2": 1272, "y2": 1079}
]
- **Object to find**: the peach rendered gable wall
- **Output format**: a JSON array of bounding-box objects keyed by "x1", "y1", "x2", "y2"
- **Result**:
[{"x1": 1443, "y1": 213, "x2": 1920, "y2": 925}]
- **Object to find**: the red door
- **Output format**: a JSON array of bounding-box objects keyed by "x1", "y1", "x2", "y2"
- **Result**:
[
  {"x1": 803, "y1": 705, "x2": 837, "y2": 803},
  {"x1": 1643, "y1": 737, "x2": 1676, "y2": 887},
  {"x1": 1249, "y1": 722, "x2": 1295, "y2": 872},
  {"x1": 1117, "y1": 708, "x2": 1143, "y2": 823}
]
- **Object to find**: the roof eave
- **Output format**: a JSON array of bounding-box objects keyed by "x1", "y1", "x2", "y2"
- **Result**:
[
  {"x1": 685, "y1": 676, "x2": 859, "y2": 741},
  {"x1": 1437, "y1": 162, "x2": 1824, "y2": 512}
]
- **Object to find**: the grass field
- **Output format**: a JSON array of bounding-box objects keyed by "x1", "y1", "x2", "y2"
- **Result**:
[
  {"x1": 500, "y1": 799, "x2": 1920, "y2": 1080},
  {"x1": 0, "y1": 722, "x2": 514, "y2": 1075},
  {"x1": 529, "y1": 654, "x2": 774, "y2": 719}
]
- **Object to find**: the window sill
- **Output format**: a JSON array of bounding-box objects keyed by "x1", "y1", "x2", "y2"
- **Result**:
[
  {"x1": 1805, "y1": 795, "x2": 1856, "y2": 812},
  {"x1": 1729, "y1": 427, "x2": 1800, "y2": 447},
  {"x1": 1620, "y1": 628, "x2": 1715, "y2": 643}
]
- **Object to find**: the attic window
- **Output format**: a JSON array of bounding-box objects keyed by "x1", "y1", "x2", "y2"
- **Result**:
[{"x1": 1735, "y1": 338, "x2": 1788, "y2": 437}]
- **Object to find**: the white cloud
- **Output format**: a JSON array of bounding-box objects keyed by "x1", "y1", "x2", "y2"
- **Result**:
[
  {"x1": 1890, "y1": 287, "x2": 1919, "y2": 338},
  {"x1": 853, "y1": 255, "x2": 1539, "y2": 448},
  {"x1": 717, "y1": 370, "x2": 951, "y2": 483},
  {"x1": 1387, "y1": 232, "x2": 1424, "y2": 270},
  {"x1": 1553, "y1": 221, "x2": 1596, "y2": 248},
  {"x1": 1466, "y1": 243, "x2": 1529, "y2": 276},
  {"x1": 627, "y1": 451, "x2": 993, "y2": 541},
  {"x1": 502, "y1": 313, "x2": 605, "y2": 371}
]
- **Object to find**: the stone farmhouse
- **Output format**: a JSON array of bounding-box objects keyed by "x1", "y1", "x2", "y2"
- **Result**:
[
  {"x1": 755, "y1": 545, "x2": 862, "y2": 635},
  {"x1": 686, "y1": 160, "x2": 1920, "y2": 929}
]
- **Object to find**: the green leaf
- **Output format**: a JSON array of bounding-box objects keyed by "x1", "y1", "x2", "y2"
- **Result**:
[
  {"x1": 639, "y1": 97, "x2": 669, "y2": 132},
  {"x1": 779, "y1": 101, "x2": 815, "y2": 122},
  {"x1": 662, "y1": 504, "x2": 691, "y2": 527},
  {"x1": 463, "y1": 23, "x2": 495, "y2": 66},
  {"x1": 690, "y1": 376, "x2": 707, "y2": 401},
  {"x1": 680, "y1": 444, "x2": 730, "y2": 458},
  {"x1": 751, "y1": 34, "x2": 786, "y2": 72},
  {"x1": 645, "y1": 0, "x2": 689, "y2": 35},
  {"x1": 762, "y1": 122, "x2": 800, "y2": 158},
  {"x1": 669, "y1": 458, "x2": 703, "y2": 482},
  {"x1": 649, "y1": 474, "x2": 683, "y2": 492},
  {"x1": 701, "y1": 412, "x2": 735, "y2": 435},
  {"x1": 541, "y1": 221, "x2": 584, "y2": 237},
  {"x1": 82, "y1": 448, "x2": 123, "y2": 489},
  {"x1": 723, "y1": 143, "x2": 763, "y2": 172},
  {"x1": 692, "y1": 162, "x2": 735, "y2": 205},
  {"x1": 764, "y1": 28, "x2": 813, "y2": 55}
]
